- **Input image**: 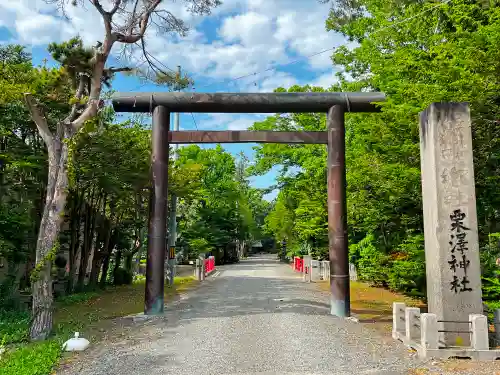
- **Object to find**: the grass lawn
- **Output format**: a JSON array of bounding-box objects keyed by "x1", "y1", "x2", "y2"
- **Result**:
[
  {"x1": 0, "y1": 276, "x2": 197, "y2": 375},
  {"x1": 317, "y1": 280, "x2": 426, "y2": 333}
]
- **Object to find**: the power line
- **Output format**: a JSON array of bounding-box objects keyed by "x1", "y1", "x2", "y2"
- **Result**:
[
  {"x1": 189, "y1": 113, "x2": 205, "y2": 148},
  {"x1": 198, "y1": 48, "x2": 335, "y2": 89},
  {"x1": 128, "y1": 0, "x2": 451, "y2": 92},
  {"x1": 190, "y1": 112, "x2": 198, "y2": 130},
  {"x1": 198, "y1": 0, "x2": 452, "y2": 90},
  {"x1": 145, "y1": 51, "x2": 176, "y2": 73},
  {"x1": 129, "y1": 49, "x2": 178, "y2": 91}
]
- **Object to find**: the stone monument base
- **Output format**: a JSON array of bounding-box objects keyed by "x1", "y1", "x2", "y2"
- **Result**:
[{"x1": 393, "y1": 302, "x2": 500, "y2": 360}]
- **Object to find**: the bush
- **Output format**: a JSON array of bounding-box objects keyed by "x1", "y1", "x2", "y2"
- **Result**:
[
  {"x1": 0, "y1": 339, "x2": 62, "y2": 375},
  {"x1": 133, "y1": 274, "x2": 146, "y2": 283},
  {"x1": 482, "y1": 276, "x2": 500, "y2": 301},
  {"x1": 0, "y1": 310, "x2": 62, "y2": 375},
  {"x1": 113, "y1": 268, "x2": 132, "y2": 285},
  {"x1": 386, "y1": 234, "x2": 426, "y2": 296},
  {"x1": 0, "y1": 310, "x2": 30, "y2": 345},
  {"x1": 351, "y1": 233, "x2": 389, "y2": 286}
]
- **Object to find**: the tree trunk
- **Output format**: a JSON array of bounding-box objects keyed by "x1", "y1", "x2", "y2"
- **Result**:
[
  {"x1": 99, "y1": 226, "x2": 115, "y2": 288},
  {"x1": 30, "y1": 135, "x2": 70, "y2": 341},
  {"x1": 88, "y1": 253, "x2": 102, "y2": 289},
  {"x1": 24, "y1": 34, "x2": 114, "y2": 339},
  {"x1": 67, "y1": 189, "x2": 83, "y2": 293},
  {"x1": 77, "y1": 192, "x2": 99, "y2": 291},
  {"x1": 100, "y1": 252, "x2": 111, "y2": 288},
  {"x1": 76, "y1": 202, "x2": 90, "y2": 292},
  {"x1": 124, "y1": 253, "x2": 134, "y2": 273},
  {"x1": 89, "y1": 194, "x2": 107, "y2": 289},
  {"x1": 113, "y1": 250, "x2": 122, "y2": 276}
]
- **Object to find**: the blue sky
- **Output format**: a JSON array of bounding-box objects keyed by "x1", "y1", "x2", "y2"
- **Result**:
[{"x1": 0, "y1": 0, "x2": 347, "y2": 200}]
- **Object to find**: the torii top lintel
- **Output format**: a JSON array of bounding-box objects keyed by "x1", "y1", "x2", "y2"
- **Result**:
[{"x1": 111, "y1": 92, "x2": 386, "y2": 113}]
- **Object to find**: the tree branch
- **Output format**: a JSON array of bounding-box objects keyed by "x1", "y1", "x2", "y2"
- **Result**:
[
  {"x1": 128, "y1": 0, "x2": 141, "y2": 34},
  {"x1": 90, "y1": 0, "x2": 113, "y2": 36},
  {"x1": 114, "y1": 0, "x2": 161, "y2": 44},
  {"x1": 24, "y1": 93, "x2": 54, "y2": 152},
  {"x1": 64, "y1": 73, "x2": 89, "y2": 125},
  {"x1": 153, "y1": 9, "x2": 188, "y2": 36},
  {"x1": 105, "y1": 66, "x2": 133, "y2": 74},
  {"x1": 110, "y1": 0, "x2": 122, "y2": 15},
  {"x1": 70, "y1": 53, "x2": 108, "y2": 132}
]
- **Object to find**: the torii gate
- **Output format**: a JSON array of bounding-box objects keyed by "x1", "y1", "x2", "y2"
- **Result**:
[{"x1": 111, "y1": 91, "x2": 385, "y2": 318}]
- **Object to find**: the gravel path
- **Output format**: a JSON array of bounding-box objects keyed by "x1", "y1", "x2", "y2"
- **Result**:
[{"x1": 57, "y1": 254, "x2": 430, "y2": 375}]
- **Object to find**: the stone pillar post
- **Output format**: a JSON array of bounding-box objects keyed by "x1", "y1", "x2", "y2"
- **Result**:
[
  {"x1": 392, "y1": 302, "x2": 406, "y2": 339},
  {"x1": 421, "y1": 313, "x2": 439, "y2": 350},
  {"x1": 303, "y1": 255, "x2": 312, "y2": 282},
  {"x1": 470, "y1": 314, "x2": 489, "y2": 350},
  {"x1": 405, "y1": 307, "x2": 421, "y2": 343},
  {"x1": 199, "y1": 255, "x2": 205, "y2": 281},
  {"x1": 419, "y1": 102, "x2": 483, "y2": 346},
  {"x1": 195, "y1": 258, "x2": 202, "y2": 281}
]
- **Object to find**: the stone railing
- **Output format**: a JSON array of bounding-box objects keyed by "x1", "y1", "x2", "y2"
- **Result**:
[
  {"x1": 293, "y1": 257, "x2": 358, "y2": 282},
  {"x1": 194, "y1": 255, "x2": 216, "y2": 281},
  {"x1": 392, "y1": 302, "x2": 500, "y2": 360}
]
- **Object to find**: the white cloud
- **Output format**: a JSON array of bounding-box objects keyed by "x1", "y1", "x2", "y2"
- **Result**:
[
  {"x1": 218, "y1": 12, "x2": 273, "y2": 45},
  {"x1": 310, "y1": 71, "x2": 340, "y2": 89},
  {"x1": 193, "y1": 113, "x2": 267, "y2": 131},
  {"x1": 231, "y1": 70, "x2": 300, "y2": 93},
  {"x1": 0, "y1": 0, "x2": 346, "y2": 86}
]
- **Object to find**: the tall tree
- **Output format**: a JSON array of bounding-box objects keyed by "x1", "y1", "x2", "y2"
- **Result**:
[
  {"x1": 0, "y1": 46, "x2": 68, "y2": 308},
  {"x1": 24, "y1": 0, "x2": 221, "y2": 340}
]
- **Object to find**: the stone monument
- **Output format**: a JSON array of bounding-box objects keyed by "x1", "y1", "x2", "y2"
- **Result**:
[{"x1": 419, "y1": 102, "x2": 483, "y2": 346}]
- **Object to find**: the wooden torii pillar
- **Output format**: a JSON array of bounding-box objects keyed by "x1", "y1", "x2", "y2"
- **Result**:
[{"x1": 111, "y1": 92, "x2": 385, "y2": 316}]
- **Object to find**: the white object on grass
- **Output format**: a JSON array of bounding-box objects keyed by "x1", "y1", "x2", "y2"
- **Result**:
[{"x1": 63, "y1": 332, "x2": 90, "y2": 352}]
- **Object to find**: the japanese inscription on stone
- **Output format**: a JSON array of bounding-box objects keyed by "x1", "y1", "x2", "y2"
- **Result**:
[
  {"x1": 438, "y1": 118, "x2": 470, "y2": 206},
  {"x1": 448, "y1": 209, "x2": 473, "y2": 293},
  {"x1": 420, "y1": 102, "x2": 483, "y2": 347}
]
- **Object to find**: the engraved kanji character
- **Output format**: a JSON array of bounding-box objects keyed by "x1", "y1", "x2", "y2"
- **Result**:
[{"x1": 450, "y1": 209, "x2": 469, "y2": 232}]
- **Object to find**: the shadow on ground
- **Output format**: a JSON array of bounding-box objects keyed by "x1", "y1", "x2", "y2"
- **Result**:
[{"x1": 57, "y1": 256, "x2": 427, "y2": 375}]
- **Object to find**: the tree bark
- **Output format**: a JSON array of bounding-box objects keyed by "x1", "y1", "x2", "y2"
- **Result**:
[
  {"x1": 88, "y1": 252, "x2": 102, "y2": 289},
  {"x1": 29, "y1": 132, "x2": 70, "y2": 341},
  {"x1": 99, "y1": 228, "x2": 116, "y2": 288},
  {"x1": 89, "y1": 193, "x2": 108, "y2": 289},
  {"x1": 124, "y1": 253, "x2": 134, "y2": 273},
  {"x1": 88, "y1": 219, "x2": 105, "y2": 289},
  {"x1": 77, "y1": 191, "x2": 100, "y2": 291},
  {"x1": 100, "y1": 252, "x2": 111, "y2": 288},
  {"x1": 113, "y1": 250, "x2": 122, "y2": 277},
  {"x1": 67, "y1": 189, "x2": 84, "y2": 293}
]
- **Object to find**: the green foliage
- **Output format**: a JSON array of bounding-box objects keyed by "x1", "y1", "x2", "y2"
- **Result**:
[
  {"x1": 481, "y1": 277, "x2": 500, "y2": 301},
  {"x1": 176, "y1": 145, "x2": 268, "y2": 264},
  {"x1": 135, "y1": 67, "x2": 194, "y2": 91},
  {"x1": 189, "y1": 238, "x2": 213, "y2": 255},
  {"x1": 351, "y1": 234, "x2": 389, "y2": 286},
  {"x1": 0, "y1": 310, "x2": 59, "y2": 375},
  {"x1": 56, "y1": 291, "x2": 99, "y2": 306},
  {"x1": 0, "y1": 339, "x2": 62, "y2": 375},
  {"x1": 30, "y1": 241, "x2": 60, "y2": 284},
  {"x1": 133, "y1": 274, "x2": 146, "y2": 284},
  {"x1": 386, "y1": 235, "x2": 426, "y2": 297},
  {"x1": 256, "y1": 0, "x2": 500, "y2": 299},
  {"x1": 47, "y1": 37, "x2": 93, "y2": 88},
  {"x1": 0, "y1": 310, "x2": 30, "y2": 345}
]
